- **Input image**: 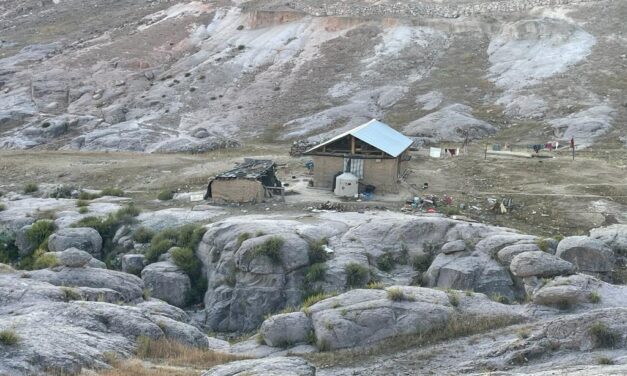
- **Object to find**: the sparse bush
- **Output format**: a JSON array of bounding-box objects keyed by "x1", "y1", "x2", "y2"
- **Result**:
[
  {"x1": 132, "y1": 227, "x2": 155, "y2": 243},
  {"x1": 302, "y1": 292, "x2": 337, "y2": 309},
  {"x1": 535, "y1": 238, "x2": 550, "y2": 252},
  {"x1": 345, "y1": 263, "x2": 370, "y2": 288},
  {"x1": 589, "y1": 291, "x2": 601, "y2": 304},
  {"x1": 0, "y1": 204, "x2": 5, "y2": 211},
  {"x1": 116, "y1": 203, "x2": 140, "y2": 219},
  {"x1": 447, "y1": 291, "x2": 460, "y2": 307},
  {"x1": 78, "y1": 207, "x2": 89, "y2": 214},
  {"x1": 387, "y1": 287, "x2": 405, "y2": 301},
  {"x1": 412, "y1": 254, "x2": 434, "y2": 273},
  {"x1": 78, "y1": 191, "x2": 100, "y2": 200},
  {"x1": 367, "y1": 281, "x2": 385, "y2": 289},
  {"x1": 26, "y1": 220, "x2": 56, "y2": 248},
  {"x1": 304, "y1": 263, "x2": 326, "y2": 285},
  {"x1": 33, "y1": 252, "x2": 57, "y2": 270},
  {"x1": 517, "y1": 328, "x2": 531, "y2": 339},
  {"x1": 76, "y1": 200, "x2": 89, "y2": 207},
  {"x1": 251, "y1": 236, "x2": 284, "y2": 264},
  {"x1": 0, "y1": 329, "x2": 20, "y2": 345},
  {"x1": 237, "y1": 232, "x2": 251, "y2": 247},
  {"x1": 101, "y1": 187, "x2": 125, "y2": 197},
  {"x1": 255, "y1": 230, "x2": 265, "y2": 237},
  {"x1": 440, "y1": 205, "x2": 460, "y2": 216},
  {"x1": 50, "y1": 185, "x2": 74, "y2": 199},
  {"x1": 597, "y1": 356, "x2": 614, "y2": 365},
  {"x1": 490, "y1": 293, "x2": 510, "y2": 305},
  {"x1": 176, "y1": 224, "x2": 206, "y2": 249},
  {"x1": 135, "y1": 336, "x2": 241, "y2": 367},
  {"x1": 171, "y1": 246, "x2": 206, "y2": 304},
  {"x1": 62, "y1": 287, "x2": 82, "y2": 301},
  {"x1": 157, "y1": 189, "x2": 175, "y2": 201},
  {"x1": 589, "y1": 322, "x2": 621, "y2": 348},
  {"x1": 0, "y1": 232, "x2": 18, "y2": 264},
  {"x1": 376, "y1": 253, "x2": 395, "y2": 272},
  {"x1": 308, "y1": 238, "x2": 328, "y2": 264},
  {"x1": 23, "y1": 183, "x2": 39, "y2": 194}
]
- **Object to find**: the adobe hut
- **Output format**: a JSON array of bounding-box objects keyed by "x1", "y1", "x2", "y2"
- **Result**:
[
  {"x1": 304, "y1": 119, "x2": 413, "y2": 194},
  {"x1": 205, "y1": 159, "x2": 282, "y2": 203}
]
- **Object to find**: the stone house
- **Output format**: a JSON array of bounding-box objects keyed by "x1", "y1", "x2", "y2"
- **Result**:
[
  {"x1": 205, "y1": 159, "x2": 282, "y2": 203},
  {"x1": 304, "y1": 119, "x2": 413, "y2": 194}
]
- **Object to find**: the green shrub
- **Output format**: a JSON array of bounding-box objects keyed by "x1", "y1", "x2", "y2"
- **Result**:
[
  {"x1": 61, "y1": 287, "x2": 82, "y2": 301},
  {"x1": 367, "y1": 281, "x2": 385, "y2": 289},
  {"x1": 490, "y1": 293, "x2": 510, "y2": 305},
  {"x1": 171, "y1": 247, "x2": 200, "y2": 279},
  {"x1": 176, "y1": 224, "x2": 206, "y2": 249},
  {"x1": 237, "y1": 233, "x2": 251, "y2": 247},
  {"x1": 33, "y1": 253, "x2": 57, "y2": 270},
  {"x1": 146, "y1": 239, "x2": 174, "y2": 263},
  {"x1": 76, "y1": 200, "x2": 89, "y2": 207},
  {"x1": 440, "y1": 205, "x2": 460, "y2": 216},
  {"x1": 78, "y1": 207, "x2": 89, "y2": 214},
  {"x1": 50, "y1": 185, "x2": 74, "y2": 199},
  {"x1": 26, "y1": 220, "x2": 56, "y2": 248},
  {"x1": 412, "y1": 254, "x2": 434, "y2": 273},
  {"x1": 157, "y1": 190, "x2": 175, "y2": 201},
  {"x1": 116, "y1": 203, "x2": 140, "y2": 219},
  {"x1": 23, "y1": 183, "x2": 38, "y2": 194},
  {"x1": 0, "y1": 203, "x2": 5, "y2": 211},
  {"x1": 597, "y1": 356, "x2": 614, "y2": 365},
  {"x1": 0, "y1": 329, "x2": 20, "y2": 345},
  {"x1": 101, "y1": 187, "x2": 125, "y2": 197},
  {"x1": 308, "y1": 238, "x2": 328, "y2": 264},
  {"x1": 376, "y1": 253, "x2": 395, "y2": 272},
  {"x1": 345, "y1": 263, "x2": 370, "y2": 288},
  {"x1": 132, "y1": 227, "x2": 155, "y2": 243},
  {"x1": 590, "y1": 322, "x2": 621, "y2": 348},
  {"x1": 251, "y1": 236, "x2": 284, "y2": 264},
  {"x1": 535, "y1": 238, "x2": 550, "y2": 252},
  {"x1": 0, "y1": 231, "x2": 19, "y2": 264},
  {"x1": 589, "y1": 291, "x2": 601, "y2": 304},
  {"x1": 78, "y1": 191, "x2": 100, "y2": 200},
  {"x1": 304, "y1": 263, "x2": 326, "y2": 285}
]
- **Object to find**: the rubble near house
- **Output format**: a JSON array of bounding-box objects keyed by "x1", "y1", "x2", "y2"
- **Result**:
[{"x1": 204, "y1": 159, "x2": 283, "y2": 203}]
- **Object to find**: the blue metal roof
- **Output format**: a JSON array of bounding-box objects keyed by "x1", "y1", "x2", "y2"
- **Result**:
[{"x1": 306, "y1": 119, "x2": 412, "y2": 157}]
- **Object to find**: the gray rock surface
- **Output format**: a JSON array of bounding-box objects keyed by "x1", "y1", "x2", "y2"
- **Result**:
[
  {"x1": 556, "y1": 236, "x2": 615, "y2": 275},
  {"x1": 510, "y1": 251, "x2": 576, "y2": 278},
  {"x1": 55, "y1": 248, "x2": 93, "y2": 268},
  {"x1": 0, "y1": 267, "x2": 222, "y2": 376},
  {"x1": 202, "y1": 357, "x2": 316, "y2": 376},
  {"x1": 141, "y1": 261, "x2": 191, "y2": 308},
  {"x1": 590, "y1": 225, "x2": 627, "y2": 255},
  {"x1": 29, "y1": 266, "x2": 145, "y2": 302},
  {"x1": 48, "y1": 227, "x2": 103, "y2": 258},
  {"x1": 121, "y1": 254, "x2": 146, "y2": 275},
  {"x1": 15, "y1": 224, "x2": 36, "y2": 256},
  {"x1": 259, "y1": 312, "x2": 313, "y2": 347},
  {"x1": 441, "y1": 240, "x2": 466, "y2": 254},
  {"x1": 497, "y1": 243, "x2": 542, "y2": 265}
]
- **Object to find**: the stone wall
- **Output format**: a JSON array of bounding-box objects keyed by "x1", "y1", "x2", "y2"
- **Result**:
[
  {"x1": 312, "y1": 155, "x2": 400, "y2": 193},
  {"x1": 211, "y1": 179, "x2": 266, "y2": 203}
]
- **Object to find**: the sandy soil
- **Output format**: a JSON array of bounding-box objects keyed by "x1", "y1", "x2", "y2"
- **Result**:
[{"x1": 1, "y1": 144, "x2": 625, "y2": 237}]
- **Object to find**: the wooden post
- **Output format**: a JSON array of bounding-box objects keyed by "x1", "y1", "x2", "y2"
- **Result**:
[
  {"x1": 484, "y1": 144, "x2": 488, "y2": 160},
  {"x1": 350, "y1": 136, "x2": 356, "y2": 155}
]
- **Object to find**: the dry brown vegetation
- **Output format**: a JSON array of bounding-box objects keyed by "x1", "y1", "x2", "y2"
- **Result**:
[{"x1": 96, "y1": 337, "x2": 244, "y2": 376}]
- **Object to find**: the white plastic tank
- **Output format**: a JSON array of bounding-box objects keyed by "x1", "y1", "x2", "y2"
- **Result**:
[{"x1": 334, "y1": 172, "x2": 359, "y2": 197}]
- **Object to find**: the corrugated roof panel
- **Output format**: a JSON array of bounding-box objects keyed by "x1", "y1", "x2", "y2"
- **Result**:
[{"x1": 305, "y1": 119, "x2": 412, "y2": 157}]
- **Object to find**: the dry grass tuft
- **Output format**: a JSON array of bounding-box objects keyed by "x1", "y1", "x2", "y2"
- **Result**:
[
  {"x1": 99, "y1": 359, "x2": 199, "y2": 376},
  {"x1": 136, "y1": 336, "x2": 242, "y2": 368}
]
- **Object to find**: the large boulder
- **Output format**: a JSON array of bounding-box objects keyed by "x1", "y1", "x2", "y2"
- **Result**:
[
  {"x1": 556, "y1": 236, "x2": 615, "y2": 275},
  {"x1": 202, "y1": 357, "x2": 315, "y2": 376},
  {"x1": 497, "y1": 243, "x2": 541, "y2": 265},
  {"x1": 15, "y1": 224, "x2": 36, "y2": 256},
  {"x1": 29, "y1": 266, "x2": 145, "y2": 302},
  {"x1": 48, "y1": 227, "x2": 103, "y2": 259},
  {"x1": 259, "y1": 312, "x2": 312, "y2": 347},
  {"x1": 0, "y1": 267, "x2": 223, "y2": 376},
  {"x1": 510, "y1": 251, "x2": 575, "y2": 278},
  {"x1": 55, "y1": 248, "x2": 93, "y2": 268},
  {"x1": 590, "y1": 224, "x2": 627, "y2": 256},
  {"x1": 424, "y1": 251, "x2": 519, "y2": 301},
  {"x1": 141, "y1": 261, "x2": 191, "y2": 308},
  {"x1": 121, "y1": 254, "x2": 146, "y2": 275}
]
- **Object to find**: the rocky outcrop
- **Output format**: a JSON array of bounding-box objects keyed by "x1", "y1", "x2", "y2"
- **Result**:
[
  {"x1": 0, "y1": 267, "x2": 225, "y2": 376},
  {"x1": 510, "y1": 251, "x2": 575, "y2": 278},
  {"x1": 202, "y1": 357, "x2": 316, "y2": 376},
  {"x1": 141, "y1": 261, "x2": 191, "y2": 308},
  {"x1": 121, "y1": 254, "x2": 146, "y2": 275},
  {"x1": 48, "y1": 227, "x2": 103, "y2": 259},
  {"x1": 590, "y1": 224, "x2": 627, "y2": 255},
  {"x1": 54, "y1": 248, "x2": 94, "y2": 268},
  {"x1": 556, "y1": 236, "x2": 615, "y2": 277},
  {"x1": 257, "y1": 286, "x2": 525, "y2": 351},
  {"x1": 29, "y1": 266, "x2": 145, "y2": 302}
]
